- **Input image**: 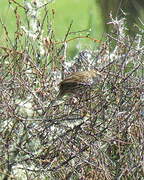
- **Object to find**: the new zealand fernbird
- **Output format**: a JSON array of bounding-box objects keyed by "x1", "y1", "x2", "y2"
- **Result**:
[{"x1": 57, "y1": 70, "x2": 102, "y2": 98}]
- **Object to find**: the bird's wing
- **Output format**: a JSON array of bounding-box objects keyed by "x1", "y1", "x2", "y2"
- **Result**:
[
  {"x1": 59, "y1": 73, "x2": 85, "y2": 84},
  {"x1": 59, "y1": 76, "x2": 80, "y2": 85}
]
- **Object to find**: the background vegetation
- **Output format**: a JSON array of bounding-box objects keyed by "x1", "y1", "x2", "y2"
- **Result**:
[{"x1": 0, "y1": 0, "x2": 103, "y2": 56}]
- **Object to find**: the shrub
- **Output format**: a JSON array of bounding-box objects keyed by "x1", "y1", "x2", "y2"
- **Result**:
[{"x1": 0, "y1": 1, "x2": 143, "y2": 179}]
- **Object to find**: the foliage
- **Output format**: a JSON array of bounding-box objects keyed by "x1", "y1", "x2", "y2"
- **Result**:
[
  {"x1": 0, "y1": 0, "x2": 103, "y2": 56},
  {"x1": 0, "y1": 1, "x2": 143, "y2": 180}
]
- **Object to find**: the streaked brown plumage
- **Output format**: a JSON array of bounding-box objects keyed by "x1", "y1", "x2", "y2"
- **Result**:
[{"x1": 57, "y1": 70, "x2": 102, "y2": 98}]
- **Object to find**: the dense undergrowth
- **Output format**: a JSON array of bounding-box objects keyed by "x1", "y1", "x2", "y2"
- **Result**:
[{"x1": 0, "y1": 1, "x2": 143, "y2": 180}]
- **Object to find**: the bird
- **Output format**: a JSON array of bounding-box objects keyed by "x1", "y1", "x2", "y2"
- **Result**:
[
  {"x1": 57, "y1": 69, "x2": 102, "y2": 98},
  {"x1": 46, "y1": 69, "x2": 103, "y2": 110}
]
